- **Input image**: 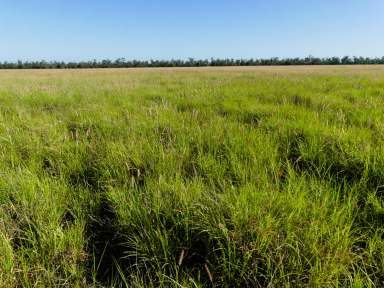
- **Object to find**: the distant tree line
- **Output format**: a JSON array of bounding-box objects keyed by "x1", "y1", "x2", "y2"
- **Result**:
[{"x1": 1, "y1": 56, "x2": 384, "y2": 69}]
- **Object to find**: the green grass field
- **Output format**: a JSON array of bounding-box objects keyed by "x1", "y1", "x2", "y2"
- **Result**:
[{"x1": 1, "y1": 66, "x2": 384, "y2": 287}]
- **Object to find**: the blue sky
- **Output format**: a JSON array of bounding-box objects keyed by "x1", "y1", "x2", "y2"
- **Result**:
[{"x1": 0, "y1": 0, "x2": 383, "y2": 61}]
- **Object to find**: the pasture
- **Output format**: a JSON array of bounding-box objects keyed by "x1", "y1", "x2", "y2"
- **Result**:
[{"x1": 1, "y1": 66, "x2": 384, "y2": 287}]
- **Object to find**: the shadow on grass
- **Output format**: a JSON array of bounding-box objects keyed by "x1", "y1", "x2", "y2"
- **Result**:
[{"x1": 85, "y1": 197, "x2": 130, "y2": 285}]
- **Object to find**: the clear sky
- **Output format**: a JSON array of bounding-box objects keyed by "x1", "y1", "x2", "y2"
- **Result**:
[{"x1": 1, "y1": 0, "x2": 383, "y2": 61}]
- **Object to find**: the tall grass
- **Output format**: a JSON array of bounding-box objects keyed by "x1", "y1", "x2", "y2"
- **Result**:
[{"x1": 0, "y1": 66, "x2": 384, "y2": 287}]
